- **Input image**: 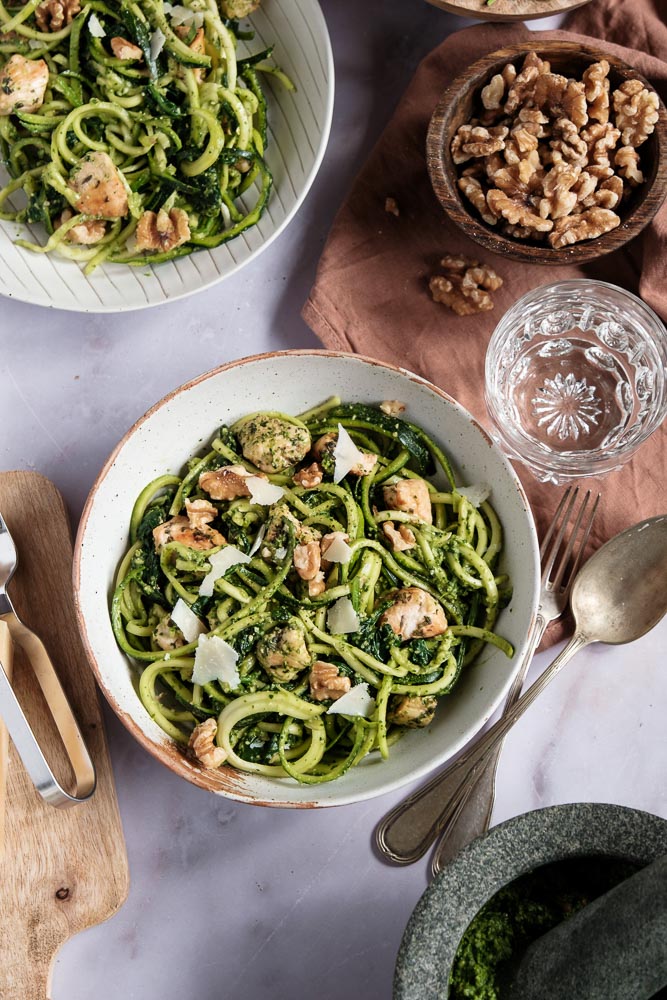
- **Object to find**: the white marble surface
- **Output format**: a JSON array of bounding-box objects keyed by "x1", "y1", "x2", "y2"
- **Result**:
[{"x1": 1, "y1": 2, "x2": 666, "y2": 997}]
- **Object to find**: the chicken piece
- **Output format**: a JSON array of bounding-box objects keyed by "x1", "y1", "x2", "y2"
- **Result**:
[
  {"x1": 153, "y1": 614, "x2": 185, "y2": 651},
  {"x1": 0, "y1": 55, "x2": 49, "y2": 115},
  {"x1": 56, "y1": 209, "x2": 106, "y2": 245},
  {"x1": 308, "y1": 572, "x2": 326, "y2": 598},
  {"x1": 237, "y1": 415, "x2": 311, "y2": 474},
  {"x1": 382, "y1": 521, "x2": 416, "y2": 552},
  {"x1": 189, "y1": 718, "x2": 227, "y2": 769},
  {"x1": 388, "y1": 695, "x2": 437, "y2": 729},
  {"x1": 293, "y1": 462, "x2": 323, "y2": 488},
  {"x1": 293, "y1": 541, "x2": 321, "y2": 581},
  {"x1": 261, "y1": 503, "x2": 320, "y2": 557},
  {"x1": 309, "y1": 660, "x2": 351, "y2": 702},
  {"x1": 110, "y1": 36, "x2": 143, "y2": 60},
  {"x1": 68, "y1": 151, "x2": 129, "y2": 219},
  {"x1": 380, "y1": 587, "x2": 447, "y2": 641},
  {"x1": 199, "y1": 465, "x2": 259, "y2": 501},
  {"x1": 383, "y1": 478, "x2": 433, "y2": 524},
  {"x1": 220, "y1": 0, "x2": 260, "y2": 17},
  {"x1": 256, "y1": 622, "x2": 311, "y2": 682},
  {"x1": 184, "y1": 498, "x2": 218, "y2": 531},
  {"x1": 312, "y1": 432, "x2": 377, "y2": 477}
]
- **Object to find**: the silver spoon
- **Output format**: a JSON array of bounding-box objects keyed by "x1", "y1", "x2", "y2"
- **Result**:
[{"x1": 383, "y1": 514, "x2": 667, "y2": 868}]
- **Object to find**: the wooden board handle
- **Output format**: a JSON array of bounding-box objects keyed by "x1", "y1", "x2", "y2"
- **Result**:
[{"x1": 0, "y1": 620, "x2": 13, "y2": 858}]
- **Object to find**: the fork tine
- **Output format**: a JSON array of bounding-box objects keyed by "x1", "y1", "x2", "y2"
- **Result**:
[
  {"x1": 562, "y1": 491, "x2": 600, "y2": 587},
  {"x1": 551, "y1": 490, "x2": 591, "y2": 591},
  {"x1": 541, "y1": 487, "x2": 579, "y2": 583}
]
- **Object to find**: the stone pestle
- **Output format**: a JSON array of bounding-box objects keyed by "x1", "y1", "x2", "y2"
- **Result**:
[{"x1": 505, "y1": 854, "x2": 667, "y2": 1000}]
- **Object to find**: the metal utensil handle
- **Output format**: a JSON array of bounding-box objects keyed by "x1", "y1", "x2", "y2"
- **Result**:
[
  {"x1": 375, "y1": 628, "x2": 587, "y2": 865},
  {"x1": 430, "y1": 614, "x2": 548, "y2": 875},
  {"x1": 422, "y1": 632, "x2": 590, "y2": 854},
  {"x1": 0, "y1": 601, "x2": 95, "y2": 807}
]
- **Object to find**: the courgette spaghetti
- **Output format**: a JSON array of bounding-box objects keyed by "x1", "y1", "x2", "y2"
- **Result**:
[
  {"x1": 0, "y1": 0, "x2": 287, "y2": 270},
  {"x1": 111, "y1": 397, "x2": 514, "y2": 785}
]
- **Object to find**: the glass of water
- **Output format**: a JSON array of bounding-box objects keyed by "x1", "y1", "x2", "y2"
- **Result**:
[{"x1": 485, "y1": 280, "x2": 667, "y2": 484}]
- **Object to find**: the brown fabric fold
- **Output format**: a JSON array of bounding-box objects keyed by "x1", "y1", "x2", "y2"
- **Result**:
[{"x1": 302, "y1": 0, "x2": 667, "y2": 647}]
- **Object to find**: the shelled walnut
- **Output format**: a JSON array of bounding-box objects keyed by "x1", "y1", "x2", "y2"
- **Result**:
[
  {"x1": 450, "y1": 51, "x2": 660, "y2": 249},
  {"x1": 429, "y1": 254, "x2": 503, "y2": 316}
]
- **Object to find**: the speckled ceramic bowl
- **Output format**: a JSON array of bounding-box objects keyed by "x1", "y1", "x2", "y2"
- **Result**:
[
  {"x1": 73, "y1": 351, "x2": 539, "y2": 807},
  {"x1": 394, "y1": 802, "x2": 667, "y2": 999}
]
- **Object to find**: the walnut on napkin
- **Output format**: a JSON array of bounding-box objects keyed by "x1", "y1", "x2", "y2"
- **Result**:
[
  {"x1": 451, "y1": 51, "x2": 659, "y2": 248},
  {"x1": 429, "y1": 254, "x2": 503, "y2": 316}
]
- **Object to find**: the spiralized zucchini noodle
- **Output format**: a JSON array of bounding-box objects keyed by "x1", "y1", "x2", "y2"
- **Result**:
[
  {"x1": 0, "y1": 0, "x2": 289, "y2": 270},
  {"x1": 112, "y1": 398, "x2": 514, "y2": 785}
]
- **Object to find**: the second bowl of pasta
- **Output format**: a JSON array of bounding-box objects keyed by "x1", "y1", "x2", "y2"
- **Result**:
[{"x1": 74, "y1": 350, "x2": 540, "y2": 807}]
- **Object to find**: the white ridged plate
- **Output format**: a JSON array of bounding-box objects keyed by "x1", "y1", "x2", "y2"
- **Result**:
[{"x1": 0, "y1": 0, "x2": 333, "y2": 312}]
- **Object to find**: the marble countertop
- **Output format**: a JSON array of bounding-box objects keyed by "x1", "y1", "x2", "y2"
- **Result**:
[{"x1": 1, "y1": 2, "x2": 666, "y2": 997}]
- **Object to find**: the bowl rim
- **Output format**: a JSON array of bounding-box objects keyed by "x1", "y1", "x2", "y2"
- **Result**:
[
  {"x1": 393, "y1": 801, "x2": 667, "y2": 1000},
  {"x1": 426, "y1": 40, "x2": 667, "y2": 265},
  {"x1": 73, "y1": 349, "x2": 540, "y2": 806},
  {"x1": 0, "y1": 0, "x2": 335, "y2": 314}
]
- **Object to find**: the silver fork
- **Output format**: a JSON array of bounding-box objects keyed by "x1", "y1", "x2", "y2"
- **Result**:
[
  {"x1": 375, "y1": 487, "x2": 599, "y2": 869},
  {"x1": 0, "y1": 511, "x2": 96, "y2": 807}
]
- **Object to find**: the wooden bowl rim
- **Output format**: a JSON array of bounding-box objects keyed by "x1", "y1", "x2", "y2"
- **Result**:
[
  {"x1": 424, "y1": 0, "x2": 594, "y2": 22},
  {"x1": 426, "y1": 41, "x2": 667, "y2": 264}
]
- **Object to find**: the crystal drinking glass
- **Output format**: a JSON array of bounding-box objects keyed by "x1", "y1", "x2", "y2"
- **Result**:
[{"x1": 484, "y1": 280, "x2": 667, "y2": 484}]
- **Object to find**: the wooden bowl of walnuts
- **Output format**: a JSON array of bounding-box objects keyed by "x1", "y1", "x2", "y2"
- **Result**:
[{"x1": 427, "y1": 42, "x2": 667, "y2": 264}]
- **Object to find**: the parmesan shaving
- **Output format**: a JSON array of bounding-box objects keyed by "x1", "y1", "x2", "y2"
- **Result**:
[
  {"x1": 326, "y1": 682, "x2": 376, "y2": 718},
  {"x1": 246, "y1": 476, "x2": 285, "y2": 506},
  {"x1": 150, "y1": 27, "x2": 166, "y2": 61},
  {"x1": 249, "y1": 523, "x2": 267, "y2": 556},
  {"x1": 199, "y1": 546, "x2": 251, "y2": 597},
  {"x1": 192, "y1": 634, "x2": 240, "y2": 689},
  {"x1": 323, "y1": 534, "x2": 351, "y2": 564},
  {"x1": 333, "y1": 424, "x2": 366, "y2": 485},
  {"x1": 458, "y1": 483, "x2": 491, "y2": 508},
  {"x1": 88, "y1": 13, "x2": 107, "y2": 36},
  {"x1": 170, "y1": 598, "x2": 207, "y2": 643},
  {"x1": 164, "y1": 3, "x2": 204, "y2": 27},
  {"x1": 327, "y1": 596, "x2": 360, "y2": 635}
]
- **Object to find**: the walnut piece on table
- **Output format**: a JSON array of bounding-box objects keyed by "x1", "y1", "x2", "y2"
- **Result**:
[{"x1": 429, "y1": 253, "x2": 503, "y2": 316}]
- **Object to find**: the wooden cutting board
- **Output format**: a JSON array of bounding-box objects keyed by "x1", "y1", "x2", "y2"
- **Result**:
[{"x1": 0, "y1": 472, "x2": 129, "y2": 1000}]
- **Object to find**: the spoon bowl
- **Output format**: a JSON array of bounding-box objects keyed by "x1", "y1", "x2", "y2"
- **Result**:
[{"x1": 572, "y1": 516, "x2": 667, "y2": 644}]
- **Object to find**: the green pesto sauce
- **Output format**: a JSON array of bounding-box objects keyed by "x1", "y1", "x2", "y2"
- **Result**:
[{"x1": 449, "y1": 855, "x2": 640, "y2": 1000}]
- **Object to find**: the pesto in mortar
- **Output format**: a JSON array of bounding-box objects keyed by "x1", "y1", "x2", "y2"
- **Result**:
[{"x1": 449, "y1": 855, "x2": 640, "y2": 1000}]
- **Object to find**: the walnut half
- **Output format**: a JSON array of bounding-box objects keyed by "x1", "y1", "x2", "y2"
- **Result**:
[
  {"x1": 429, "y1": 254, "x2": 503, "y2": 316},
  {"x1": 35, "y1": 0, "x2": 80, "y2": 31},
  {"x1": 135, "y1": 207, "x2": 190, "y2": 253},
  {"x1": 189, "y1": 719, "x2": 227, "y2": 769}
]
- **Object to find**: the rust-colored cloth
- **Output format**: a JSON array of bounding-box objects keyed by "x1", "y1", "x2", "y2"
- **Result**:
[{"x1": 303, "y1": 0, "x2": 667, "y2": 646}]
